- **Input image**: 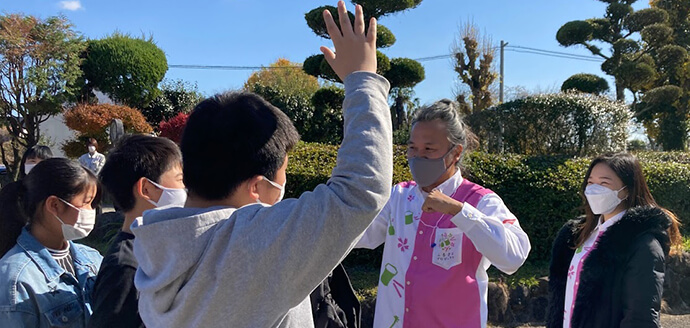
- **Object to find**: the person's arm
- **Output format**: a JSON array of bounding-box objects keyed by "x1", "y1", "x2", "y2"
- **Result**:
[
  {"x1": 219, "y1": 2, "x2": 392, "y2": 312},
  {"x1": 94, "y1": 154, "x2": 106, "y2": 174},
  {"x1": 88, "y1": 264, "x2": 141, "y2": 328},
  {"x1": 0, "y1": 283, "x2": 39, "y2": 327},
  {"x1": 422, "y1": 190, "x2": 531, "y2": 274},
  {"x1": 620, "y1": 234, "x2": 664, "y2": 328},
  {"x1": 355, "y1": 194, "x2": 392, "y2": 249},
  {"x1": 0, "y1": 310, "x2": 38, "y2": 327}
]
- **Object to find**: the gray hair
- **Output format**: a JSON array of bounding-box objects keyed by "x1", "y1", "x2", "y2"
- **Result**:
[{"x1": 410, "y1": 99, "x2": 468, "y2": 167}]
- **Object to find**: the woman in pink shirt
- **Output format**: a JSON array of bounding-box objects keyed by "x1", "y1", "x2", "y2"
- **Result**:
[{"x1": 547, "y1": 153, "x2": 682, "y2": 328}]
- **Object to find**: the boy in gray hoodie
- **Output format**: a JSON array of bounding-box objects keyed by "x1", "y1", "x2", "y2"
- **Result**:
[{"x1": 130, "y1": 2, "x2": 392, "y2": 327}]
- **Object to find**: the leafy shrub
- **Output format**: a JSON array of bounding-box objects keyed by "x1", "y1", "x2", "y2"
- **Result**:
[
  {"x1": 286, "y1": 143, "x2": 690, "y2": 263},
  {"x1": 62, "y1": 103, "x2": 153, "y2": 157},
  {"x1": 245, "y1": 59, "x2": 319, "y2": 139},
  {"x1": 249, "y1": 83, "x2": 315, "y2": 139},
  {"x1": 64, "y1": 103, "x2": 153, "y2": 136},
  {"x1": 159, "y1": 112, "x2": 190, "y2": 144},
  {"x1": 473, "y1": 92, "x2": 630, "y2": 156},
  {"x1": 140, "y1": 79, "x2": 203, "y2": 127}
]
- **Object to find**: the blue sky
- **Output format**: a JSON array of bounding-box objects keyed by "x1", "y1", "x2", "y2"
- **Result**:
[{"x1": 4, "y1": 0, "x2": 650, "y2": 105}]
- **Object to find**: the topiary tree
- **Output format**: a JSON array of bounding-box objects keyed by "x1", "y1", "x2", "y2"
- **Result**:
[
  {"x1": 0, "y1": 14, "x2": 85, "y2": 179},
  {"x1": 62, "y1": 103, "x2": 153, "y2": 157},
  {"x1": 80, "y1": 33, "x2": 168, "y2": 109},
  {"x1": 558, "y1": 0, "x2": 690, "y2": 151},
  {"x1": 561, "y1": 73, "x2": 610, "y2": 94},
  {"x1": 141, "y1": 79, "x2": 203, "y2": 128},
  {"x1": 385, "y1": 58, "x2": 425, "y2": 130},
  {"x1": 303, "y1": 2, "x2": 425, "y2": 131},
  {"x1": 556, "y1": 1, "x2": 668, "y2": 100},
  {"x1": 631, "y1": 0, "x2": 690, "y2": 151},
  {"x1": 306, "y1": 86, "x2": 346, "y2": 144}
]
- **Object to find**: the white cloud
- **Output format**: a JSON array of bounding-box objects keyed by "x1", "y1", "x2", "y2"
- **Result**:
[{"x1": 59, "y1": 1, "x2": 83, "y2": 11}]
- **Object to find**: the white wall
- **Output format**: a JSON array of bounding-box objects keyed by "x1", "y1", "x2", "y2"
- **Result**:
[
  {"x1": 40, "y1": 91, "x2": 114, "y2": 157},
  {"x1": 40, "y1": 114, "x2": 73, "y2": 157}
]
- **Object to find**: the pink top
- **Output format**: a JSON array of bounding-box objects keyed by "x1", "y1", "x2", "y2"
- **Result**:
[{"x1": 356, "y1": 170, "x2": 532, "y2": 327}]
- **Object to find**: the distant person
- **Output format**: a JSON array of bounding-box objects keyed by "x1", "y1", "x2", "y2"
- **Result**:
[
  {"x1": 130, "y1": 3, "x2": 392, "y2": 327},
  {"x1": 547, "y1": 153, "x2": 682, "y2": 328},
  {"x1": 89, "y1": 134, "x2": 185, "y2": 328},
  {"x1": 19, "y1": 145, "x2": 53, "y2": 179},
  {"x1": 355, "y1": 99, "x2": 531, "y2": 328},
  {"x1": 79, "y1": 138, "x2": 106, "y2": 175},
  {"x1": 0, "y1": 158, "x2": 102, "y2": 327}
]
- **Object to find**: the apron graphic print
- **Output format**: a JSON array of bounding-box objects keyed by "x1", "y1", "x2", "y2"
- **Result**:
[{"x1": 432, "y1": 228, "x2": 463, "y2": 270}]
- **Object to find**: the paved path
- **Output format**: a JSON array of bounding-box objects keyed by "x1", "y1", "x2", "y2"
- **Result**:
[
  {"x1": 502, "y1": 314, "x2": 690, "y2": 328},
  {"x1": 659, "y1": 314, "x2": 690, "y2": 328}
]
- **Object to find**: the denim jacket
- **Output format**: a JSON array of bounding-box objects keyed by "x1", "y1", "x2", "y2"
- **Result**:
[{"x1": 0, "y1": 228, "x2": 102, "y2": 327}]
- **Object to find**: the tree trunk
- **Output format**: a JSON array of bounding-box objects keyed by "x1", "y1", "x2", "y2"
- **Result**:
[
  {"x1": 394, "y1": 94, "x2": 405, "y2": 131},
  {"x1": 615, "y1": 81, "x2": 625, "y2": 101},
  {"x1": 659, "y1": 110, "x2": 688, "y2": 151}
]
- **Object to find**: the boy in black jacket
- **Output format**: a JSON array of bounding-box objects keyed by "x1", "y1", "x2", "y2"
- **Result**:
[{"x1": 89, "y1": 135, "x2": 186, "y2": 328}]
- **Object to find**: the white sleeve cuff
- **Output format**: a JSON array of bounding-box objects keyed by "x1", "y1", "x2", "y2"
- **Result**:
[{"x1": 450, "y1": 202, "x2": 484, "y2": 232}]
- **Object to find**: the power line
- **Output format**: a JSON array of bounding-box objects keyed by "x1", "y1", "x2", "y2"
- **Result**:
[
  {"x1": 506, "y1": 49, "x2": 604, "y2": 63},
  {"x1": 168, "y1": 64, "x2": 301, "y2": 70},
  {"x1": 414, "y1": 54, "x2": 453, "y2": 62},
  {"x1": 167, "y1": 44, "x2": 604, "y2": 71},
  {"x1": 507, "y1": 45, "x2": 603, "y2": 60}
]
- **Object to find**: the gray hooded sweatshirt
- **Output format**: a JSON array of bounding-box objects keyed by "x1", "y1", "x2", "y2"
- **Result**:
[{"x1": 131, "y1": 72, "x2": 392, "y2": 328}]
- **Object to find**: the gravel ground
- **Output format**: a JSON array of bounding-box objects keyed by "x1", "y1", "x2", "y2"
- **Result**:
[{"x1": 498, "y1": 314, "x2": 690, "y2": 328}]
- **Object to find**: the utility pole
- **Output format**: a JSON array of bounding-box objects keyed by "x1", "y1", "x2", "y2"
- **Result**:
[
  {"x1": 499, "y1": 40, "x2": 508, "y2": 103},
  {"x1": 498, "y1": 40, "x2": 507, "y2": 153}
]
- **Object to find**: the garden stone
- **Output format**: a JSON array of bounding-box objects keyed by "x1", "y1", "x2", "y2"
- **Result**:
[{"x1": 487, "y1": 281, "x2": 509, "y2": 324}]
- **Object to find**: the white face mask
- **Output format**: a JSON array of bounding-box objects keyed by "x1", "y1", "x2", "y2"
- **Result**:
[
  {"x1": 88, "y1": 146, "x2": 96, "y2": 153},
  {"x1": 259, "y1": 175, "x2": 286, "y2": 205},
  {"x1": 145, "y1": 178, "x2": 187, "y2": 208},
  {"x1": 584, "y1": 184, "x2": 626, "y2": 215},
  {"x1": 24, "y1": 163, "x2": 36, "y2": 174},
  {"x1": 54, "y1": 198, "x2": 96, "y2": 240}
]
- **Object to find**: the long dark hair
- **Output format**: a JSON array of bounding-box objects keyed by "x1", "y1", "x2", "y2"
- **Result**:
[
  {"x1": 576, "y1": 153, "x2": 682, "y2": 251},
  {"x1": 19, "y1": 145, "x2": 53, "y2": 179},
  {"x1": 0, "y1": 158, "x2": 100, "y2": 257}
]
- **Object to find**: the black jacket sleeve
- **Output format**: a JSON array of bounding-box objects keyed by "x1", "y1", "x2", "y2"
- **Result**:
[
  {"x1": 620, "y1": 233, "x2": 664, "y2": 328},
  {"x1": 546, "y1": 220, "x2": 578, "y2": 328},
  {"x1": 88, "y1": 264, "x2": 143, "y2": 328}
]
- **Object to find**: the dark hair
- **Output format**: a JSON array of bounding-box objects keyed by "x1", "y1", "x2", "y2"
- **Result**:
[
  {"x1": 19, "y1": 145, "x2": 53, "y2": 179},
  {"x1": 181, "y1": 91, "x2": 300, "y2": 200},
  {"x1": 87, "y1": 138, "x2": 98, "y2": 148},
  {"x1": 0, "y1": 158, "x2": 101, "y2": 257},
  {"x1": 577, "y1": 152, "x2": 682, "y2": 250},
  {"x1": 99, "y1": 134, "x2": 182, "y2": 212}
]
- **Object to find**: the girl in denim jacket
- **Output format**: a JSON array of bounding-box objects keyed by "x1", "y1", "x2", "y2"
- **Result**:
[{"x1": 0, "y1": 158, "x2": 103, "y2": 327}]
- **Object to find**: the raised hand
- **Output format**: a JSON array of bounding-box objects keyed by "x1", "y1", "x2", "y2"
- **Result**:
[
  {"x1": 422, "y1": 189, "x2": 464, "y2": 215},
  {"x1": 320, "y1": 1, "x2": 377, "y2": 81}
]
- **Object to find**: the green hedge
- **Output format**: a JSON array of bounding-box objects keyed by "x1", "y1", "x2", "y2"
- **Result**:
[{"x1": 286, "y1": 143, "x2": 690, "y2": 263}]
